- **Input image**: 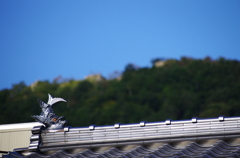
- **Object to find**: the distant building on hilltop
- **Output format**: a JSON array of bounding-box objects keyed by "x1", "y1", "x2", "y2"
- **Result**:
[
  {"x1": 151, "y1": 58, "x2": 165, "y2": 67},
  {"x1": 84, "y1": 74, "x2": 106, "y2": 82},
  {"x1": 154, "y1": 60, "x2": 165, "y2": 67}
]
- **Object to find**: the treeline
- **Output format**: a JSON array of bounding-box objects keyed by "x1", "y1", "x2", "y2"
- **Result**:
[{"x1": 0, "y1": 57, "x2": 240, "y2": 127}]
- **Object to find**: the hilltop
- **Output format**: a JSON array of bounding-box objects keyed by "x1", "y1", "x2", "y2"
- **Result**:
[{"x1": 0, "y1": 57, "x2": 239, "y2": 127}]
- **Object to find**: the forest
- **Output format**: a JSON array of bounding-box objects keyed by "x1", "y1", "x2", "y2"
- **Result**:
[{"x1": 0, "y1": 57, "x2": 239, "y2": 127}]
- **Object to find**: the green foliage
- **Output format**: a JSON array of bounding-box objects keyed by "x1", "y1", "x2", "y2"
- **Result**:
[{"x1": 0, "y1": 57, "x2": 240, "y2": 127}]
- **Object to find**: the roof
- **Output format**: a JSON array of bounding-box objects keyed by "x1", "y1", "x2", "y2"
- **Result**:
[
  {"x1": 0, "y1": 122, "x2": 42, "y2": 132},
  {"x1": 2, "y1": 116, "x2": 240, "y2": 157},
  {"x1": 5, "y1": 139, "x2": 240, "y2": 158},
  {"x1": 0, "y1": 122, "x2": 43, "y2": 154}
]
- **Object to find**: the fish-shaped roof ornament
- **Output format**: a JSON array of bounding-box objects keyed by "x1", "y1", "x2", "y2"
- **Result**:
[
  {"x1": 32, "y1": 94, "x2": 67, "y2": 130},
  {"x1": 47, "y1": 94, "x2": 66, "y2": 106}
]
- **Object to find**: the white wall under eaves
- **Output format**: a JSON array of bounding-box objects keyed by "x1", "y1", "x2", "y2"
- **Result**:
[{"x1": 0, "y1": 122, "x2": 42, "y2": 152}]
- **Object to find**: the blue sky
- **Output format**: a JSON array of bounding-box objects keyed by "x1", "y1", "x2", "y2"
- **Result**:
[{"x1": 0, "y1": 0, "x2": 239, "y2": 90}]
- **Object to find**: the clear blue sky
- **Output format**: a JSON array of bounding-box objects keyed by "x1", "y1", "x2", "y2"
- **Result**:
[{"x1": 0, "y1": 0, "x2": 239, "y2": 90}]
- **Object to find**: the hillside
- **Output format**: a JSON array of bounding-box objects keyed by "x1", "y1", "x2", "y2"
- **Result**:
[{"x1": 0, "y1": 57, "x2": 239, "y2": 127}]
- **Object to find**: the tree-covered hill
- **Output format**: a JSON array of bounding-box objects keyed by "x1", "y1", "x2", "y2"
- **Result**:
[{"x1": 0, "y1": 57, "x2": 239, "y2": 127}]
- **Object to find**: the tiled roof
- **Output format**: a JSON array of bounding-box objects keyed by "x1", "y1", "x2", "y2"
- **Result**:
[
  {"x1": 4, "y1": 140, "x2": 240, "y2": 157},
  {"x1": 36, "y1": 116, "x2": 240, "y2": 151},
  {"x1": 2, "y1": 116, "x2": 240, "y2": 158}
]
